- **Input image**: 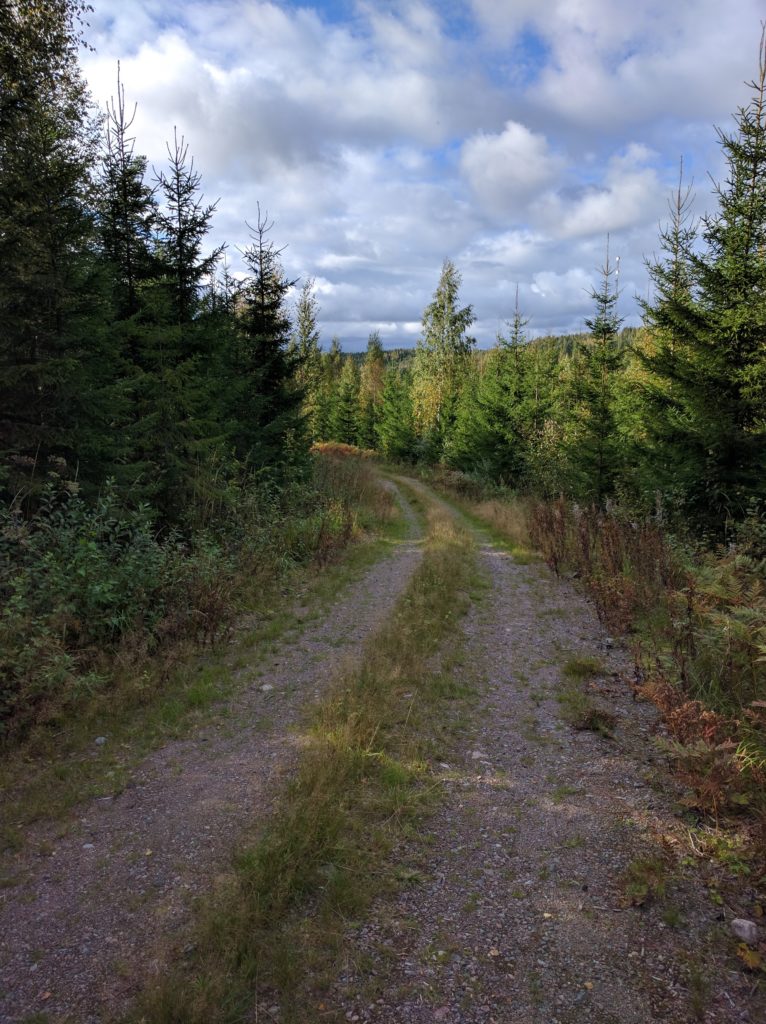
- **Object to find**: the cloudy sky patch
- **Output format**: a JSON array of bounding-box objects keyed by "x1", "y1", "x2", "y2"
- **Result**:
[{"x1": 81, "y1": 0, "x2": 764, "y2": 347}]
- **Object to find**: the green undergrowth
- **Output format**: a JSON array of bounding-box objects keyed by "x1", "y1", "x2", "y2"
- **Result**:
[
  {"x1": 557, "y1": 653, "x2": 616, "y2": 737},
  {"x1": 0, "y1": 456, "x2": 407, "y2": 840},
  {"x1": 129, "y1": 495, "x2": 477, "y2": 1024}
]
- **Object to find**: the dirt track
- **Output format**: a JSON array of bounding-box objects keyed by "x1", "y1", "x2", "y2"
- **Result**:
[
  {"x1": 2, "y1": 478, "x2": 763, "y2": 1023},
  {"x1": 0, "y1": 484, "x2": 423, "y2": 1024}
]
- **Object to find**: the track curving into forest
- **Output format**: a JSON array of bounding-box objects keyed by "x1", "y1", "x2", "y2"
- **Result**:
[
  {"x1": 2, "y1": 477, "x2": 764, "y2": 1024},
  {"x1": 331, "y1": 479, "x2": 764, "y2": 1024}
]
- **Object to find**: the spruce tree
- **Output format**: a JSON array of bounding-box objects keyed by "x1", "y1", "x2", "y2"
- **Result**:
[
  {"x1": 129, "y1": 131, "x2": 225, "y2": 519},
  {"x1": 565, "y1": 244, "x2": 624, "y2": 503},
  {"x1": 411, "y1": 259, "x2": 475, "y2": 459},
  {"x1": 377, "y1": 367, "x2": 416, "y2": 460},
  {"x1": 331, "y1": 357, "x2": 361, "y2": 445},
  {"x1": 357, "y1": 330, "x2": 386, "y2": 448},
  {"x1": 98, "y1": 67, "x2": 158, "y2": 326},
  {"x1": 230, "y1": 206, "x2": 304, "y2": 471},
  {"x1": 292, "y1": 279, "x2": 323, "y2": 441},
  {"x1": 315, "y1": 336, "x2": 344, "y2": 441},
  {"x1": 0, "y1": 0, "x2": 117, "y2": 501},
  {"x1": 479, "y1": 288, "x2": 532, "y2": 481},
  {"x1": 640, "y1": 29, "x2": 766, "y2": 531}
]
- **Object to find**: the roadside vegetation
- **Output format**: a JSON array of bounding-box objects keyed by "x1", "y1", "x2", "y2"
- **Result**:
[
  {"x1": 0, "y1": 447, "x2": 398, "y2": 843},
  {"x1": 532, "y1": 498, "x2": 766, "y2": 829}
]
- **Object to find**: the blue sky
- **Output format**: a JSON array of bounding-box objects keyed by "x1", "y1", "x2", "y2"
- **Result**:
[{"x1": 81, "y1": 0, "x2": 764, "y2": 348}]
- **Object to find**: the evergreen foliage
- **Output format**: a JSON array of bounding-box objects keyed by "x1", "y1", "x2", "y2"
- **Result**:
[
  {"x1": 330, "y1": 357, "x2": 361, "y2": 445},
  {"x1": 357, "y1": 331, "x2": 386, "y2": 448},
  {"x1": 230, "y1": 207, "x2": 303, "y2": 473},
  {"x1": 411, "y1": 259, "x2": 475, "y2": 459},
  {"x1": 638, "y1": 31, "x2": 766, "y2": 532},
  {"x1": 0, "y1": 0, "x2": 113, "y2": 501},
  {"x1": 292, "y1": 279, "x2": 323, "y2": 441},
  {"x1": 377, "y1": 367, "x2": 416, "y2": 460},
  {"x1": 564, "y1": 246, "x2": 625, "y2": 503}
]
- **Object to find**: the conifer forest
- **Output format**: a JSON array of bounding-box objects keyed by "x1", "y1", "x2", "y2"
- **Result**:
[{"x1": 1, "y1": 3, "x2": 765, "y2": 1023}]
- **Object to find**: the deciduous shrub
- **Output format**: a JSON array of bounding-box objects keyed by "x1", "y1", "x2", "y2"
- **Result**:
[{"x1": 0, "y1": 451, "x2": 393, "y2": 745}]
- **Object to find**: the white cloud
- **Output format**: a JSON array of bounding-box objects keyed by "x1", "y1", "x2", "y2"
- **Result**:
[
  {"x1": 460, "y1": 121, "x2": 562, "y2": 215},
  {"x1": 78, "y1": 0, "x2": 763, "y2": 347},
  {"x1": 532, "y1": 143, "x2": 662, "y2": 239}
]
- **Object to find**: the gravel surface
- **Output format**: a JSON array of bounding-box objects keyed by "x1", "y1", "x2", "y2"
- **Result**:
[
  {"x1": 332, "y1": 511, "x2": 765, "y2": 1023},
  {"x1": 0, "y1": 484, "x2": 423, "y2": 1024}
]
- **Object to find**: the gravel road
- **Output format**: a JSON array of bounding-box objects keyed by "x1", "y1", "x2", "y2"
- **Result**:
[{"x1": 332, "y1": 489, "x2": 765, "y2": 1024}]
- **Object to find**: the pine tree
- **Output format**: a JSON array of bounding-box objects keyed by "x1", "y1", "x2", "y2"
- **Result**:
[{"x1": 411, "y1": 259, "x2": 475, "y2": 459}]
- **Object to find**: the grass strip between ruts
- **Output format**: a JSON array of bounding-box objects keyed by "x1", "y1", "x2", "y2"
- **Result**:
[{"x1": 130, "y1": 489, "x2": 478, "y2": 1024}]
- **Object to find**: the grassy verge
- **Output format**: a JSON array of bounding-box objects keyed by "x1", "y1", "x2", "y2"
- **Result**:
[
  {"x1": 557, "y1": 655, "x2": 616, "y2": 738},
  {"x1": 0, "y1": 455, "x2": 406, "y2": 842},
  {"x1": 383, "y1": 462, "x2": 537, "y2": 563},
  {"x1": 129, "y1": 494, "x2": 477, "y2": 1024}
]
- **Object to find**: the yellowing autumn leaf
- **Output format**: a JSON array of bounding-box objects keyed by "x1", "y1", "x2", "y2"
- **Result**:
[{"x1": 737, "y1": 944, "x2": 763, "y2": 971}]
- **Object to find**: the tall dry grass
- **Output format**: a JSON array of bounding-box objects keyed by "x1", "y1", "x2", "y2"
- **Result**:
[{"x1": 530, "y1": 497, "x2": 766, "y2": 826}]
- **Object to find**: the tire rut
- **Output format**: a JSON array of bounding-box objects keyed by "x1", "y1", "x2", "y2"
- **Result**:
[
  {"x1": 0, "y1": 481, "x2": 424, "y2": 1024},
  {"x1": 334, "y1": 482, "x2": 764, "y2": 1024}
]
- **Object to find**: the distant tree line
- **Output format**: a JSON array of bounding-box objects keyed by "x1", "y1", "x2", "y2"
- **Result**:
[
  {"x1": 302, "y1": 30, "x2": 766, "y2": 540},
  {"x1": 3, "y1": 3, "x2": 765, "y2": 546}
]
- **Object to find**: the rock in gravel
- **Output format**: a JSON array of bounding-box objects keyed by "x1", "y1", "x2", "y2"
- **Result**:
[
  {"x1": 470, "y1": 750, "x2": 488, "y2": 760},
  {"x1": 260, "y1": 683, "x2": 274, "y2": 692},
  {"x1": 730, "y1": 918, "x2": 759, "y2": 945},
  {"x1": 94, "y1": 736, "x2": 107, "y2": 746}
]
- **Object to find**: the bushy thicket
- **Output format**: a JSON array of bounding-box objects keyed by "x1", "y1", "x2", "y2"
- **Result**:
[{"x1": 0, "y1": 450, "x2": 393, "y2": 744}]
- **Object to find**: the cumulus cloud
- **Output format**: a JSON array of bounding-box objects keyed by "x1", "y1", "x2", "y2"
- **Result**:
[
  {"x1": 472, "y1": 0, "x2": 765, "y2": 132},
  {"x1": 78, "y1": 0, "x2": 761, "y2": 347},
  {"x1": 460, "y1": 121, "x2": 563, "y2": 216},
  {"x1": 532, "y1": 143, "x2": 662, "y2": 239}
]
